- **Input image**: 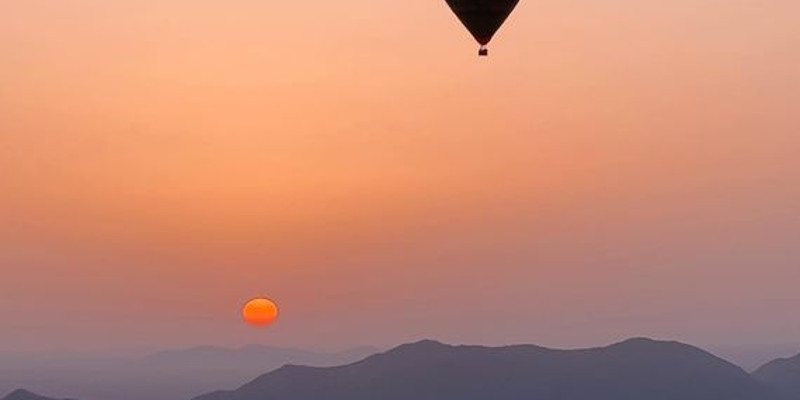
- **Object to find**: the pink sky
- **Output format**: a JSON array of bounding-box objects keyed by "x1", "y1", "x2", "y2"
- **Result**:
[{"x1": 1, "y1": 0, "x2": 800, "y2": 353}]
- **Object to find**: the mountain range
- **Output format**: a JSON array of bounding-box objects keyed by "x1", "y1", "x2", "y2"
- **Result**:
[
  {"x1": 6, "y1": 338, "x2": 800, "y2": 400},
  {"x1": 1, "y1": 389, "x2": 74, "y2": 400},
  {"x1": 0, "y1": 345, "x2": 377, "y2": 400},
  {"x1": 191, "y1": 338, "x2": 772, "y2": 400},
  {"x1": 754, "y1": 352, "x2": 800, "y2": 399}
]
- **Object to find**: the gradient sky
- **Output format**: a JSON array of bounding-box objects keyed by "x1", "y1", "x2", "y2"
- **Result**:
[{"x1": 1, "y1": 0, "x2": 799, "y2": 354}]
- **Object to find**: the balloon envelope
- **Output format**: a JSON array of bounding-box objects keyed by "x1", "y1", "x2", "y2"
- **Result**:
[{"x1": 445, "y1": 0, "x2": 520, "y2": 54}]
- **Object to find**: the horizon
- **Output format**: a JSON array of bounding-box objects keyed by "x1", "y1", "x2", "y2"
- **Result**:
[
  {"x1": 3, "y1": 336, "x2": 800, "y2": 400},
  {"x1": 3, "y1": 335, "x2": 800, "y2": 400},
  {"x1": 2, "y1": 332, "x2": 800, "y2": 359},
  {"x1": 3, "y1": 336, "x2": 799, "y2": 371}
]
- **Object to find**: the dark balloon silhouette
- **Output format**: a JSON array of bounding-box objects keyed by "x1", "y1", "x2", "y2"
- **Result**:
[{"x1": 446, "y1": 0, "x2": 520, "y2": 56}]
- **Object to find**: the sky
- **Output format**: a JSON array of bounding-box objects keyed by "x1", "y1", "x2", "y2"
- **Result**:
[{"x1": 1, "y1": 0, "x2": 799, "y2": 354}]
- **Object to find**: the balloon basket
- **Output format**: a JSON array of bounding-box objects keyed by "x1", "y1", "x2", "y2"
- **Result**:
[{"x1": 479, "y1": 46, "x2": 489, "y2": 57}]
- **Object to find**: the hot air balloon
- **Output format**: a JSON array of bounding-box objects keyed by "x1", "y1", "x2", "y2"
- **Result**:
[{"x1": 445, "y1": 0, "x2": 520, "y2": 56}]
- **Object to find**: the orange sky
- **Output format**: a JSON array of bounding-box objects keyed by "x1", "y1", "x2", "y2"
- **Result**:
[{"x1": 1, "y1": 0, "x2": 800, "y2": 353}]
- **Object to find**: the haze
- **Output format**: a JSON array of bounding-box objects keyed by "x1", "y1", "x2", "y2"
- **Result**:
[{"x1": 1, "y1": 0, "x2": 799, "y2": 354}]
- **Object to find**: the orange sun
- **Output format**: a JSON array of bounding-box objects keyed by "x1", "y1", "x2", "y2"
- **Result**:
[{"x1": 242, "y1": 297, "x2": 279, "y2": 327}]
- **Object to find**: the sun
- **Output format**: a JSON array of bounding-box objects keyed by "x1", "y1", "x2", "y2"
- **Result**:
[{"x1": 242, "y1": 297, "x2": 279, "y2": 327}]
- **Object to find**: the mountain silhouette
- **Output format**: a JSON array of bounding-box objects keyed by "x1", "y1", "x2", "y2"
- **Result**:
[
  {"x1": 753, "y1": 352, "x2": 800, "y2": 399},
  {"x1": 709, "y1": 343, "x2": 800, "y2": 372},
  {"x1": 0, "y1": 345, "x2": 377, "y2": 400},
  {"x1": 192, "y1": 338, "x2": 772, "y2": 400},
  {"x1": 1, "y1": 389, "x2": 75, "y2": 400}
]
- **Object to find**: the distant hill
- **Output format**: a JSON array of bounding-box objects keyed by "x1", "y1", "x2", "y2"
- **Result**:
[
  {"x1": 142, "y1": 344, "x2": 378, "y2": 370},
  {"x1": 1, "y1": 389, "x2": 74, "y2": 400},
  {"x1": 709, "y1": 343, "x2": 800, "y2": 372},
  {"x1": 193, "y1": 338, "x2": 772, "y2": 400},
  {"x1": 753, "y1": 353, "x2": 800, "y2": 399},
  {"x1": 0, "y1": 345, "x2": 377, "y2": 400}
]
